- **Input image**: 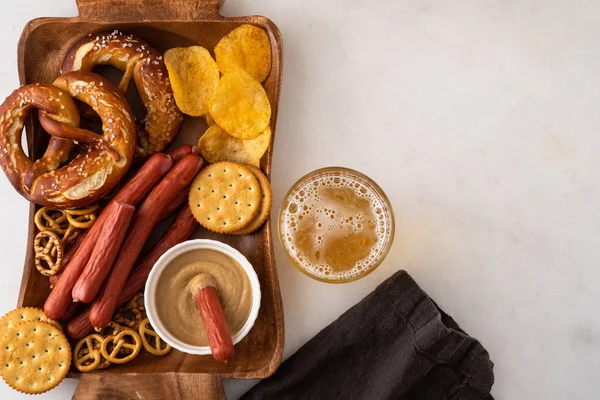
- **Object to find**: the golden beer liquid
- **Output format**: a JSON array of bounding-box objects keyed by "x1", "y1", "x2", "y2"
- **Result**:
[{"x1": 279, "y1": 167, "x2": 394, "y2": 283}]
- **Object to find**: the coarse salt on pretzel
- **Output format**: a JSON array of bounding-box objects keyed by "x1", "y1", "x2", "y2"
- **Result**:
[
  {"x1": 62, "y1": 30, "x2": 182, "y2": 159},
  {"x1": 0, "y1": 71, "x2": 136, "y2": 208}
]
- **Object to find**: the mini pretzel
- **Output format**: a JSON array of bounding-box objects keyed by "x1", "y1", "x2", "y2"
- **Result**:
[
  {"x1": 96, "y1": 357, "x2": 111, "y2": 370},
  {"x1": 74, "y1": 334, "x2": 104, "y2": 372},
  {"x1": 62, "y1": 225, "x2": 80, "y2": 247},
  {"x1": 138, "y1": 318, "x2": 171, "y2": 356},
  {"x1": 66, "y1": 213, "x2": 97, "y2": 229},
  {"x1": 113, "y1": 306, "x2": 143, "y2": 329},
  {"x1": 34, "y1": 207, "x2": 70, "y2": 235},
  {"x1": 34, "y1": 231, "x2": 64, "y2": 276},
  {"x1": 35, "y1": 206, "x2": 82, "y2": 248},
  {"x1": 100, "y1": 330, "x2": 142, "y2": 364},
  {"x1": 127, "y1": 293, "x2": 145, "y2": 312},
  {"x1": 80, "y1": 333, "x2": 111, "y2": 370},
  {"x1": 65, "y1": 204, "x2": 99, "y2": 229},
  {"x1": 98, "y1": 322, "x2": 133, "y2": 356},
  {"x1": 97, "y1": 321, "x2": 125, "y2": 336},
  {"x1": 64, "y1": 204, "x2": 99, "y2": 216}
]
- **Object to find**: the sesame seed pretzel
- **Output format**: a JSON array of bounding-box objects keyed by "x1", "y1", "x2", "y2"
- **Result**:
[
  {"x1": 0, "y1": 71, "x2": 136, "y2": 208},
  {"x1": 62, "y1": 30, "x2": 183, "y2": 159}
]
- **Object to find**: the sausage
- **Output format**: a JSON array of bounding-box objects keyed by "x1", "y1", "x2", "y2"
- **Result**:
[
  {"x1": 120, "y1": 206, "x2": 197, "y2": 303},
  {"x1": 160, "y1": 187, "x2": 188, "y2": 219},
  {"x1": 60, "y1": 301, "x2": 80, "y2": 321},
  {"x1": 50, "y1": 146, "x2": 182, "y2": 293},
  {"x1": 89, "y1": 156, "x2": 202, "y2": 329},
  {"x1": 72, "y1": 202, "x2": 135, "y2": 303},
  {"x1": 194, "y1": 285, "x2": 235, "y2": 362},
  {"x1": 169, "y1": 144, "x2": 198, "y2": 163},
  {"x1": 44, "y1": 201, "x2": 119, "y2": 320},
  {"x1": 49, "y1": 183, "x2": 184, "y2": 288},
  {"x1": 89, "y1": 154, "x2": 203, "y2": 329},
  {"x1": 112, "y1": 153, "x2": 173, "y2": 205},
  {"x1": 44, "y1": 153, "x2": 173, "y2": 320},
  {"x1": 65, "y1": 205, "x2": 197, "y2": 339}
]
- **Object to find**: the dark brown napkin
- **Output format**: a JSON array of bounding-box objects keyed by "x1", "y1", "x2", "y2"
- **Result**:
[{"x1": 242, "y1": 270, "x2": 494, "y2": 400}]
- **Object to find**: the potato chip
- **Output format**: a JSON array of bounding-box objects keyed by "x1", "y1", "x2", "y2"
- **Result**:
[
  {"x1": 215, "y1": 24, "x2": 272, "y2": 83},
  {"x1": 208, "y1": 68, "x2": 271, "y2": 140},
  {"x1": 198, "y1": 124, "x2": 271, "y2": 167},
  {"x1": 206, "y1": 113, "x2": 215, "y2": 126},
  {"x1": 164, "y1": 46, "x2": 220, "y2": 116}
]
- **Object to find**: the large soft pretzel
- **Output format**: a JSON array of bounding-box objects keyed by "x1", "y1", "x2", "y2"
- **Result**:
[
  {"x1": 62, "y1": 30, "x2": 183, "y2": 159},
  {"x1": 0, "y1": 71, "x2": 136, "y2": 208}
]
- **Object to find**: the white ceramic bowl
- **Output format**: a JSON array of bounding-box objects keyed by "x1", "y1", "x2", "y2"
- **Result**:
[{"x1": 144, "y1": 239, "x2": 261, "y2": 355}]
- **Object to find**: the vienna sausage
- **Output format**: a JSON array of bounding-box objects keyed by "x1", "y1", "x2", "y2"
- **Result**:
[
  {"x1": 89, "y1": 154, "x2": 203, "y2": 329},
  {"x1": 44, "y1": 153, "x2": 173, "y2": 320},
  {"x1": 72, "y1": 202, "x2": 135, "y2": 303},
  {"x1": 65, "y1": 205, "x2": 197, "y2": 339}
]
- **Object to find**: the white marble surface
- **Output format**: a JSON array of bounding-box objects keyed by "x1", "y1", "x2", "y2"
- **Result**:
[{"x1": 1, "y1": 0, "x2": 599, "y2": 398}]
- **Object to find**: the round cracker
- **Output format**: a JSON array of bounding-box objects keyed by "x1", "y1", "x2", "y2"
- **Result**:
[
  {"x1": 233, "y1": 165, "x2": 272, "y2": 235},
  {"x1": 0, "y1": 307, "x2": 60, "y2": 331},
  {"x1": 189, "y1": 162, "x2": 262, "y2": 233},
  {"x1": 0, "y1": 321, "x2": 70, "y2": 394}
]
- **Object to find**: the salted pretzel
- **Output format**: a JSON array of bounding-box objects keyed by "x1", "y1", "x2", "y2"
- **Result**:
[
  {"x1": 0, "y1": 71, "x2": 136, "y2": 208},
  {"x1": 62, "y1": 30, "x2": 183, "y2": 159},
  {"x1": 100, "y1": 329, "x2": 142, "y2": 364},
  {"x1": 138, "y1": 318, "x2": 171, "y2": 356},
  {"x1": 34, "y1": 231, "x2": 64, "y2": 276}
]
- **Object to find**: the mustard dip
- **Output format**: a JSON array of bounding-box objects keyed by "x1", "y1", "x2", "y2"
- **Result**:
[{"x1": 155, "y1": 248, "x2": 252, "y2": 347}]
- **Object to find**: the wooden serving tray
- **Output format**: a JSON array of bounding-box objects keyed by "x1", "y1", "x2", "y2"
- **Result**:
[{"x1": 15, "y1": 0, "x2": 284, "y2": 398}]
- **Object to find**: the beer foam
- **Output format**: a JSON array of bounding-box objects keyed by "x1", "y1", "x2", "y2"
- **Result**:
[{"x1": 280, "y1": 171, "x2": 393, "y2": 281}]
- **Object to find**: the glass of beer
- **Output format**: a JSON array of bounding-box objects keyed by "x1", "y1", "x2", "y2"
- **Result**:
[{"x1": 278, "y1": 167, "x2": 394, "y2": 283}]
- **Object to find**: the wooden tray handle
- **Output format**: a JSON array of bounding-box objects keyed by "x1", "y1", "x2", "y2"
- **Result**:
[
  {"x1": 76, "y1": 0, "x2": 225, "y2": 21},
  {"x1": 74, "y1": 373, "x2": 226, "y2": 399}
]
